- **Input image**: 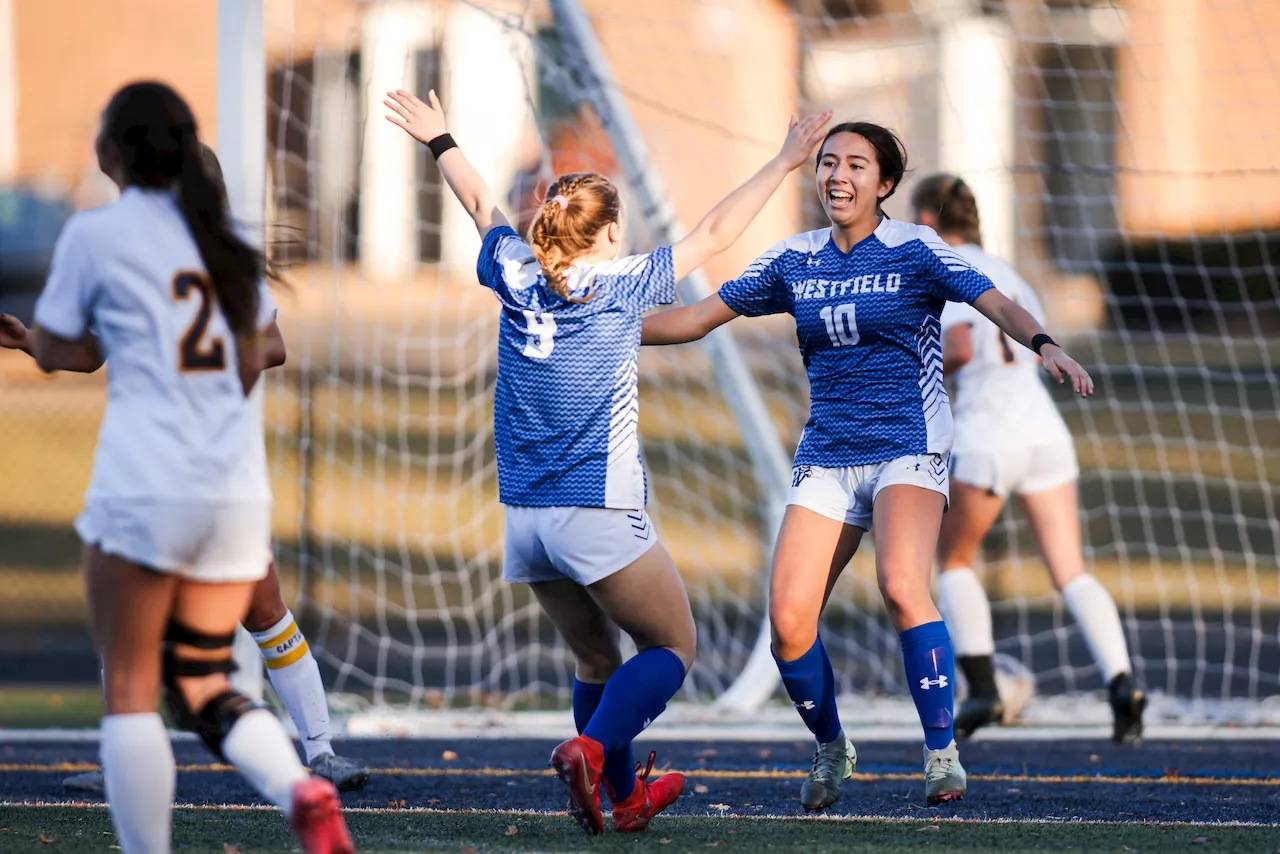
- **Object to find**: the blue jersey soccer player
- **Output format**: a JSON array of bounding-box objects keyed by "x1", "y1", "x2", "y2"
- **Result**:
[
  {"x1": 643, "y1": 122, "x2": 1093, "y2": 808},
  {"x1": 385, "y1": 85, "x2": 830, "y2": 834}
]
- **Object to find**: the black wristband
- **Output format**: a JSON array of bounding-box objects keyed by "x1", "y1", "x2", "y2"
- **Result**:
[
  {"x1": 426, "y1": 133, "x2": 457, "y2": 160},
  {"x1": 1031, "y1": 333, "x2": 1057, "y2": 355}
]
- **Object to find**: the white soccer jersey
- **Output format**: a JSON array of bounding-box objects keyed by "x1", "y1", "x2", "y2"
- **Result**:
[
  {"x1": 33, "y1": 187, "x2": 276, "y2": 504},
  {"x1": 939, "y1": 243, "x2": 1072, "y2": 453}
]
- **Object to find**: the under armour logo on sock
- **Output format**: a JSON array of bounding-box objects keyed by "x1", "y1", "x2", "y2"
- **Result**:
[
  {"x1": 795, "y1": 700, "x2": 816, "y2": 710},
  {"x1": 919, "y1": 675, "x2": 948, "y2": 690}
]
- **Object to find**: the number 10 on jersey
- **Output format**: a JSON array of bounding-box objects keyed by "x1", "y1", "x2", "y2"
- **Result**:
[{"x1": 819, "y1": 303, "x2": 859, "y2": 347}]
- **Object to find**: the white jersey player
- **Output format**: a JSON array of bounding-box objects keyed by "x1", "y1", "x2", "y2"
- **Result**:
[
  {"x1": 9, "y1": 82, "x2": 354, "y2": 854},
  {"x1": 1, "y1": 143, "x2": 369, "y2": 799},
  {"x1": 910, "y1": 173, "x2": 1144, "y2": 744}
]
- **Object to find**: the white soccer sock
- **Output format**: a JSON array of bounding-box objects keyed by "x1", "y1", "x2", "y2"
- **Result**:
[
  {"x1": 101, "y1": 713, "x2": 175, "y2": 854},
  {"x1": 936, "y1": 568, "x2": 996, "y2": 657},
  {"x1": 1061, "y1": 574, "x2": 1132, "y2": 684},
  {"x1": 251, "y1": 610, "x2": 334, "y2": 764},
  {"x1": 221, "y1": 708, "x2": 310, "y2": 817}
]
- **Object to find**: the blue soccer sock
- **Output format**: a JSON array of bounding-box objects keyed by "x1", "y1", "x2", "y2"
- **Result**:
[
  {"x1": 572, "y1": 678, "x2": 637, "y2": 802},
  {"x1": 900, "y1": 620, "x2": 956, "y2": 750},
  {"x1": 581, "y1": 649, "x2": 686, "y2": 794},
  {"x1": 774, "y1": 636, "x2": 843, "y2": 744}
]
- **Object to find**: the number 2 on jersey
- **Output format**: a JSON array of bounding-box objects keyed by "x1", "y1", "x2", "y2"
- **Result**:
[
  {"x1": 172, "y1": 272, "x2": 227, "y2": 372},
  {"x1": 819, "y1": 303, "x2": 860, "y2": 347},
  {"x1": 521, "y1": 309, "x2": 557, "y2": 359}
]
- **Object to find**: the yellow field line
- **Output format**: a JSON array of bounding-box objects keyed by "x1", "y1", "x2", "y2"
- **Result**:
[{"x1": 4, "y1": 764, "x2": 1277, "y2": 787}]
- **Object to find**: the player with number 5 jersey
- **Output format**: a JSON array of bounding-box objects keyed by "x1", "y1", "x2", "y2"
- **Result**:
[
  {"x1": 642, "y1": 122, "x2": 1094, "y2": 809},
  {"x1": 384, "y1": 85, "x2": 831, "y2": 836}
]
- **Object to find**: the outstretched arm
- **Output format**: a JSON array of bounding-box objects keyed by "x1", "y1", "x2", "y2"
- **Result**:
[
  {"x1": 973, "y1": 289, "x2": 1093, "y2": 397},
  {"x1": 642, "y1": 294, "x2": 740, "y2": 345},
  {"x1": 671, "y1": 112, "x2": 831, "y2": 283},
  {"x1": 384, "y1": 88, "x2": 511, "y2": 238},
  {"x1": 1, "y1": 314, "x2": 103, "y2": 373}
]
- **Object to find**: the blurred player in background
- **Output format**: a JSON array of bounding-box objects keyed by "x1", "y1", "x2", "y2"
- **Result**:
[
  {"x1": 910, "y1": 173, "x2": 1145, "y2": 743},
  {"x1": 0, "y1": 143, "x2": 370, "y2": 796},
  {"x1": 1, "y1": 81, "x2": 354, "y2": 854},
  {"x1": 384, "y1": 85, "x2": 830, "y2": 835},
  {"x1": 642, "y1": 122, "x2": 1094, "y2": 808}
]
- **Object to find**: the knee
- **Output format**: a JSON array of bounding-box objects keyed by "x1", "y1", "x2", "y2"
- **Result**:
[
  {"x1": 770, "y1": 596, "x2": 818, "y2": 662},
  {"x1": 574, "y1": 646, "x2": 624, "y2": 684},
  {"x1": 242, "y1": 595, "x2": 288, "y2": 635},
  {"x1": 878, "y1": 569, "x2": 932, "y2": 627},
  {"x1": 664, "y1": 633, "x2": 697, "y2": 676},
  {"x1": 161, "y1": 620, "x2": 261, "y2": 759}
]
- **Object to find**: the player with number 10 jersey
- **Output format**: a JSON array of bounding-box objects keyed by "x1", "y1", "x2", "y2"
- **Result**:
[
  {"x1": 718, "y1": 219, "x2": 992, "y2": 469},
  {"x1": 643, "y1": 121, "x2": 1094, "y2": 810}
]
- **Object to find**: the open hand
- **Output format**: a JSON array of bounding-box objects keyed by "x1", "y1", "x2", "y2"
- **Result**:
[
  {"x1": 0, "y1": 313, "x2": 30, "y2": 351},
  {"x1": 384, "y1": 89, "x2": 448, "y2": 144},
  {"x1": 1041, "y1": 346, "x2": 1094, "y2": 398},
  {"x1": 776, "y1": 111, "x2": 834, "y2": 171}
]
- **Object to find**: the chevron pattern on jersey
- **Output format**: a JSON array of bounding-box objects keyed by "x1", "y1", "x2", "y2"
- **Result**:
[
  {"x1": 916, "y1": 316, "x2": 945, "y2": 421},
  {"x1": 720, "y1": 220, "x2": 993, "y2": 468},
  {"x1": 478, "y1": 227, "x2": 674, "y2": 508}
]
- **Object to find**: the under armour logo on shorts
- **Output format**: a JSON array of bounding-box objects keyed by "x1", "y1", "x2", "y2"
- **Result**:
[
  {"x1": 792, "y1": 465, "x2": 813, "y2": 488},
  {"x1": 919, "y1": 675, "x2": 948, "y2": 690}
]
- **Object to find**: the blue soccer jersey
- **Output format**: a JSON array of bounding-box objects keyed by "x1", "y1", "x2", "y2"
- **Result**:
[
  {"x1": 476, "y1": 226, "x2": 676, "y2": 509},
  {"x1": 719, "y1": 219, "x2": 994, "y2": 467}
]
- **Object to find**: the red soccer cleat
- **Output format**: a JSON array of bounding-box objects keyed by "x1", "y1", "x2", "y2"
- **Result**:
[
  {"x1": 611, "y1": 750, "x2": 686, "y2": 834},
  {"x1": 549, "y1": 735, "x2": 606, "y2": 835},
  {"x1": 289, "y1": 775, "x2": 356, "y2": 854}
]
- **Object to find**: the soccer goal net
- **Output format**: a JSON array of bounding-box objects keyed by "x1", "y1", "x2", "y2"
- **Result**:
[{"x1": 239, "y1": 0, "x2": 1280, "y2": 728}]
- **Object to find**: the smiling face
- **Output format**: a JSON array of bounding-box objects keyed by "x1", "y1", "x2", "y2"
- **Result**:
[{"x1": 815, "y1": 132, "x2": 895, "y2": 233}]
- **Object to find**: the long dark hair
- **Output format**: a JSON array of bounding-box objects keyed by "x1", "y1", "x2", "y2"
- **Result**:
[
  {"x1": 99, "y1": 82, "x2": 261, "y2": 338},
  {"x1": 911, "y1": 173, "x2": 982, "y2": 246},
  {"x1": 816, "y1": 121, "x2": 909, "y2": 207}
]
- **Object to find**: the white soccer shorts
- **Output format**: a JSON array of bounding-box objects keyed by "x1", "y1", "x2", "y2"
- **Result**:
[
  {"x1": 787, "y1": 453, "x2": 950, "y2": 530},
  {"x1": 502, "y1": 505, "x2": 658, "y2": 587},
  {"x1": 949, "y1": 439, "x2": 1079, "y2": 499},
  {"x1": 76, "y1": 498, "x2": 273, "y2": 583}
]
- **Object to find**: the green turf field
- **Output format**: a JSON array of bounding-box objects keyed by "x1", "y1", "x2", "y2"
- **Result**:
[{"x1": 2, "y1": 807, "x2": 1275, "y2": 854}]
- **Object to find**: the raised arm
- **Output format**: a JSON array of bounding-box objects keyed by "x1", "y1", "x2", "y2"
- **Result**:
[
  {"x1": 384, "y1": 88, "x2": 511, "y2": 238},
  {"x1": 671, "y1": 112, "x2": 831, "y2": 284},
  {"x1": 641, "y1": 294, "x2": 740, "y2": 346},
  {"x1": 973, "y1": 289, "x2": 1093, "y2": 397}
]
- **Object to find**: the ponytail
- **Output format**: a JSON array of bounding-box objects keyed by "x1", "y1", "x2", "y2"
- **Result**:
[
  {"x1": 99, "y1": 82, "x2": 263, "y2": 339},
  {"x1": 176, "y1": 128, "x2": 261, "y2": 338},
  {"x1": 910, "y1": 173, "x2": 983, "y2": 246},
  {"x1": 527, "y1": 172, "x2": 620, "y2": 302}
]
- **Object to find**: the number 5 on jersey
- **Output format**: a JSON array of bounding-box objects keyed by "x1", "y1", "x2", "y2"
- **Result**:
[
  {"x1": 522, "y1": 309, "x2": 556, "y2": 359},
  {"x1": 172, "y1": 272, "x2": 227, "y2": 372}
]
